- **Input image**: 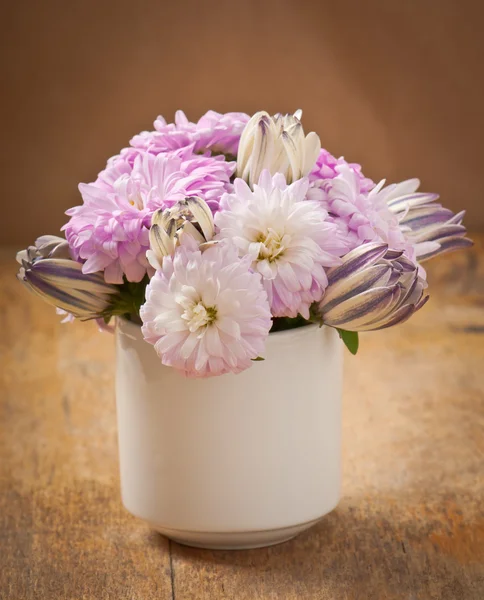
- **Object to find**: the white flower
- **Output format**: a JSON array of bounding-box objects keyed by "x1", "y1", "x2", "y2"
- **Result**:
[
  {"x1": 236, "y1": 110, "x2": 321, "y2": 186},
  {"x1": 140, "y1": 236, "x2": 272, "y2": 378},
  {"x1": 215, "y1": 171, "x2": 346, "y2": 319}
]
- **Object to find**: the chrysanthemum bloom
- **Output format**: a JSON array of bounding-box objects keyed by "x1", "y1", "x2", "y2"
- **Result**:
[
  {"x1": 130, "y1": 110, "x2": 249, "y2": 157},
  {"x1": 215, "y1": 171, "x2": 347, "y2": 319},
  {"x1": 16, "y1": 235, "x2": 119, "y2": 320},
  {"x1": 94, "y1": 145, "x2": 234, "y2": 210},
  {"x1": 64, "y1": 150, "x2": 234, "y2": 284},
  {"x1": 318, "y1": 242, "x2": 428, "y2": 331},
  {"x1": 308, "y1": 164, "x2": 416, "y2": 259},
  {"x1": 384, "y1": 179, "x2": 473, "y2": 261},
  {"x1": 140, "y1": 236, "x2": 272, "y2": 377},
  {"x1": 122, "y1": 146, "x2": 235, "y2": 213},
  {"x1": 236, "y1": 110, "x2": 321, "y2": 187}
]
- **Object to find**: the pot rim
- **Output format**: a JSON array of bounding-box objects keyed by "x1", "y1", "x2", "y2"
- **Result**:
[{"x1": 116, "y1": 316, "x2": 320, "y2": 340}]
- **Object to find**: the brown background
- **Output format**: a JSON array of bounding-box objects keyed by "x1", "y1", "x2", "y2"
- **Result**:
[{"x1": 2, "y1": 0, "x2": 484, "y2": 247}]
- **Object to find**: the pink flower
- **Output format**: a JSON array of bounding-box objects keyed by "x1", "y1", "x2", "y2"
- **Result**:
[
  {"x1": 140, "y1": 236, "x2": 272, "y2": 378},
  {"x1": 195, "y1": 110, "x2": 250, "y2": 155},
  {"x1": 308, "y1": 163, "x2": 418, "y2": 261},
  {"x1": 130, "y1": 110, "x2": 249, "y2": 157},
  {"x1": 309, "y1": 148, "x2": 374, "y2": 192},
  {"x1": 63, "y1": 150, "x2": 235, "y2": 284},
  {"x1": 120, "y1": 147, "x2": 235, "y2": 213},
  {"x1": 215, "y1": 171, "x2": 347, "y2": 319},
  {"x1": 64, "y1": 183, "x2": 151, "y2": 283}
]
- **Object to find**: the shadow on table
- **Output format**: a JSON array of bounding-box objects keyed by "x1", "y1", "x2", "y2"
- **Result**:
[{"x1": 150, "y1": 497, "x2": 484, "y2": 599}]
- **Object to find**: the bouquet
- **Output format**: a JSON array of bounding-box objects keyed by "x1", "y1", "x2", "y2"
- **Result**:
[{"x1": 17, "y1": 109, "x2": 472, "y2": 377}]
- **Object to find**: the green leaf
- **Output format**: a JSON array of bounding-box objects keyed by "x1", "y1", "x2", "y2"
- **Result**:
[
  {"x1": 336, "y1": 328, "x2": 359, "y2": 355},
  {"x1": 270, "y1": 315, "x2": 311, "y2": 333},
  {"x1": 251, "y1": 356, "x2": 265, "y2": 361}
]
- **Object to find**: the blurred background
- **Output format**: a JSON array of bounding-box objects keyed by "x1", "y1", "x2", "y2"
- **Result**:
[{"x1": 2, "y1": 0, "x2": 483, "y2": 246}]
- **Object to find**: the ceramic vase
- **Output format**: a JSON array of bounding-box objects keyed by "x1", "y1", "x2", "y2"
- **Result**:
[{"x1": 115, "y1": 318, "x2": 343, "y2": 550}]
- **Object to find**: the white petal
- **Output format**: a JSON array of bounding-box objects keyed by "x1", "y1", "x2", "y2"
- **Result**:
[
  {"x1": 179, "y1": 332, "x2": 200, "y2": 359},
  {"x1": 146, "y1": 249, "x2": 163, "y2": 271},
  {"x1": 216, "y1": 316, "x2": 241, "y2": 340},
  {"x1": 205, "y1": 326, "x2": 224, "y2": 357},
  {"x1": 185, "y1": 196, "x2": 214, "y2": 241},
  {"x1": 302, "y1": 132, "x2": 321, "y2": 176},
  {"x1": 149, "y1": 223, "x2": 175, "y2": 260}
]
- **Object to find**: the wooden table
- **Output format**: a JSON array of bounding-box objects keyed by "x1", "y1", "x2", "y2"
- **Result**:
[{"x1": 1, "y1": 238, "x2": 483, "y2": 600}]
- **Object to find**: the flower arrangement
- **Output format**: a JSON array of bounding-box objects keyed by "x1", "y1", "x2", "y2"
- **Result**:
[{"x1": 17, "y1": 109, "x2": 472, "y2": 377}]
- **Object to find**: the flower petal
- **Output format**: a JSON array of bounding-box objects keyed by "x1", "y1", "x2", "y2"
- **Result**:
[{"x1": 327, "y1": 243, "x2": 389, "y2": 287}]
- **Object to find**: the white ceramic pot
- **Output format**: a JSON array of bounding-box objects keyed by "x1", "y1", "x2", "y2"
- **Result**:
[{"x1": 115, "y1": 318, "x2": 343, "y2": 550}]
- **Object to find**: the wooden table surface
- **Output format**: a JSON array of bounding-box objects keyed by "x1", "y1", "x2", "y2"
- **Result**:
[{"x1": 1, "y1": 238, "x2": 483, "y2": 600}]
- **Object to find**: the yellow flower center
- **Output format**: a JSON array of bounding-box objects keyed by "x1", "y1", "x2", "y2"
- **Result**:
[
  {"x1": 181, "y1": 301, "x2": 217, "y2": 333},
  {"x1": 256, "y1": 228, "x2": 289, "y2": 262}
]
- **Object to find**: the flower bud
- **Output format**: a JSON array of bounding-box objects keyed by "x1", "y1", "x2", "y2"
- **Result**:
[
  {"x1": 236, "y1": 109, "x2": 321, "y2": 186},
  {"x1": 147, "y1": 196, "x2": 215, "y2": 270},
  {"x1": 16, "y1": 236, "x2": 118, "y2": 320},
  {"x1": 318, "y1": 243, "x2": 428, "y2": 331}
]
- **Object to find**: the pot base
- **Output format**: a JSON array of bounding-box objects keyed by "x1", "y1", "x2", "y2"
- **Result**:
[{"x1": 152, "y1": 517, "x2": 321, "y2": 550}]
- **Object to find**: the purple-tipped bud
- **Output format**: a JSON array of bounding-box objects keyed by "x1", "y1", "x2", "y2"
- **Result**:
[
  {"x1": 318, "y1": 242, "x2": 428, "y2": 332},
  {"x1": 16, "y1": 235, "x2": 119, "y2": 320},
  {"x1": 236, "y1": 110, "x2": 321, "y2": 186},
  {"x1": 385, "y1": 180, "x2": 473, "y2": 261}
]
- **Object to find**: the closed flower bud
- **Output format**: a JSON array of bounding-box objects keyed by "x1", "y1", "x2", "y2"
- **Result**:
[
  {"x1": 318, "y1": 243, "x2": 429, "y2": 331},
  {"x1": 16, "y1": 235, "x2": 118, "y2": 320},
  {"x1": 236, "y1": 109, "x2": 321, "y2": 186},
  {"x1": 147, "y1": 196, "x2": 215, "y2": 270}
]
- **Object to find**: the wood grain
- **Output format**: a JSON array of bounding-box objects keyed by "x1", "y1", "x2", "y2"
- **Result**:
[{"x1": 1, "y1": 238, "x2": 483, "y2": 599}]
